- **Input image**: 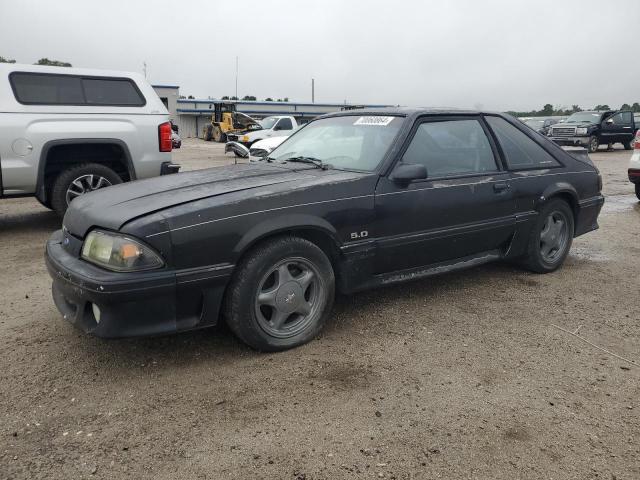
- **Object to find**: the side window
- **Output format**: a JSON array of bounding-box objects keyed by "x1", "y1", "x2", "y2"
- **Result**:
[
  {"x1": 9, "y1": 72, "x2": 145, "y2": 106},
  {"x1": 10, "y1": 72, "x2": 84, "y2": 104},
  {"x1": 82, "y1": 78, "x2": 145, "y2": 106},
  {"x1": 401, "y1": 119, "x2": 497, "y2": 177},
  {"x1": 605, "y1": 112, "x2": 632, "y2": 125},
  {"x1": 485, "y1": 116, "x2": 560, "y2": 170},
  {"x1": 276, "y1": 118, "x2": 293, "y2": 130}
]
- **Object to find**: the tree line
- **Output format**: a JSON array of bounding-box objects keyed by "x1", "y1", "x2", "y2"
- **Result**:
[
  {"x1": 508, "y1": 103, "x2": 640, "y2": 117},
  {"x1": 0, "y1": 56, "x2": 72, "y2": 66}
]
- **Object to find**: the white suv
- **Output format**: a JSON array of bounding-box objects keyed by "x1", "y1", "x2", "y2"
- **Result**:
[{"x1": 0, "y1": 64, "x2": 179, "y2": 216}]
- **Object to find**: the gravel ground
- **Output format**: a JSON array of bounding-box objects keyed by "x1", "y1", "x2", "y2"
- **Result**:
[{"x1": 1, "y1": 139, "x2": 638, "y2": 480}]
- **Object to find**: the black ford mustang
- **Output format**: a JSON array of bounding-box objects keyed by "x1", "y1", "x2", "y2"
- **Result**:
[{"x1": 46, "y1": 109, "x2": 604, "y2": 351}]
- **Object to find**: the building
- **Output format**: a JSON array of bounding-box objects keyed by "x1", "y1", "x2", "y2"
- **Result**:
[{"x1": 152, "y1": 85, "x2": 392, "y2": 138}]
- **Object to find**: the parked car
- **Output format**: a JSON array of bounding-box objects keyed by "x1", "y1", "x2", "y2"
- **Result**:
[
  {"x1": 46, "y1": 109, "x2": 604, "y2": 351},
  {"x1": 0, "y1": 64, "x2": 179, "y2": 216},
  {"x1": 226, "y1": 115, "x2": 299, "y2": 147},
  {"x1": 523, "y1": 118, "x2": 559, "y2": 135},
  {"x1": 225, "y1": 135, "x2": 288, "y2": 159},
  {"x1": 628, "y1": 130, "x2": 640, "y2": 200},
  {"x1": 171, "y1": 131, "x2": 182, "y2": 149},
  {"x1": 548, "y1": 110, "x2": 635, "y2": 153}
]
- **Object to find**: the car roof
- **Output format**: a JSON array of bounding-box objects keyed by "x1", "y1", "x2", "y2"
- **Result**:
[{"x1": 319, "y1": 106, "x2": 511, "y2": 122}]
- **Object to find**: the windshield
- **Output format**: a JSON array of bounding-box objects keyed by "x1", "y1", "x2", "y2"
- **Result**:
[
  {"x1": 565, "y1": 112, "x2": 602, "y2": 124},
  {"x1": 268, "y1": 115, "x2": 402, "y2": 171},
  {"x1": 260, "y1": 117, "x2": 279, "y2": 129},
  {"x1": 524, "y1": 119, "x2": 545, "y2": 128}
]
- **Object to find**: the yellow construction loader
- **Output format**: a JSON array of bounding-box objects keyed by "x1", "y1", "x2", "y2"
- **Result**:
[{"x1": 203, "y1": 101, "x2": 261, "y2": 142}]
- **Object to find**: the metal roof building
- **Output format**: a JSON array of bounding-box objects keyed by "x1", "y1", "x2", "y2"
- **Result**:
[{"x1": 152, "y1": 85, "x2": 392, "y2": 138}]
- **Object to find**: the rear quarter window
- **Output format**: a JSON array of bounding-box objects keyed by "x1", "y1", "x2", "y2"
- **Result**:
[
  {"x1": 485, "y1": 116, "x2": 560, "y2": 170},
  {"x1": 9, "y1": 72, "x2": 145, "y2": 106}
]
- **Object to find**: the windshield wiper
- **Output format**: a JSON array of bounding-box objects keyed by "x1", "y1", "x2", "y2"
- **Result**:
[{"x1": 283, "y1": 156, "x2": 331, "y2": 170}]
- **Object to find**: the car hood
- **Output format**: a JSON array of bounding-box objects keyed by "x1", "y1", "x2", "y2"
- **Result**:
[{"x1": 63, "y1": 163, "x2": 314, "y2": 237}]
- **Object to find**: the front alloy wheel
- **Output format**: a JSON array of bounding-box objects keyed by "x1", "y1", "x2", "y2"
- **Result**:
[
  {"x1": 588, "y1": 135, "x2": 599, "y2": 153},
  {"x1": 224, "y1": 236, "x2": 335, "y2": 351},
  {"x1": 254, "y1": 258, "x2": 324, "y2": 338}
]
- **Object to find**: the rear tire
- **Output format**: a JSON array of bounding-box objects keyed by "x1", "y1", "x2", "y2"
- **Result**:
[
  {"x1": 635, "y1": 183, "x2": 640, "y2": 201},
  {"x1": 50, "y1": 163, "x2": 122, "y2": 217},
  {"x1": 588, "y1": 135, "x2": 599, "y2": 153},
  {"x1": 623, "y1": 139, "x2": 633, "y2": 150},
  {"x1": 521, "y1": 198, "x2": 574, "y2": 273},
  {"x1": 223, "y1": 236, "x2": 335, "y2": 352}
]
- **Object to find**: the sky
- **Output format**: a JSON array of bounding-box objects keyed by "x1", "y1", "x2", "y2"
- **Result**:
[{"x1": 0, "y1": 0, "x2": 638, "y2": 111}]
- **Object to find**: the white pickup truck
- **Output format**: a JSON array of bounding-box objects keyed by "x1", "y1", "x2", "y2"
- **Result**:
[
  {"x1": 0, "y1": 63, "x2": 179, "y2": 216},
  {"x1": 226, "y1": 115, "x2": 298, "y2": 147}
]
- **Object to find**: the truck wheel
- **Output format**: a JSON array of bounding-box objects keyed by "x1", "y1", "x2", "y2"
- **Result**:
[
  {"x1": 521, "y1": 198, "x2": 574, "y2": 274},
  {"x1": 588, "y1": 136, "x2": 599, "y2": 153},
  {"x1": 223, "y1": 236, "x2": 335, "y2": 352},
  {"x1": 623, "y1": 139, "x2": 633, "y2": 150},
  {"x1": 50, "y1": 163, "x2": 122, "y2": 217},
  {"x1": 204, "y1": 125, "x2": 213, "y2": 141},
  {"x1": 212, "y1": 126, "x2": 227, "y2": 143},
  {"x1": 636, "y1": 183, "x2": 640, "y2": 201}
]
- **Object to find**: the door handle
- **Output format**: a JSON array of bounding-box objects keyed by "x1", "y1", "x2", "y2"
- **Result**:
[{"x1": 493, "y1": 181, "x2": 510, "y2": 193}]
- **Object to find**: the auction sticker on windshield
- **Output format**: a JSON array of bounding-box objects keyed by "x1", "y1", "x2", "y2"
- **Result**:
[{"x1": 354, "y1": 116, "x2": 395, "y2": 126}]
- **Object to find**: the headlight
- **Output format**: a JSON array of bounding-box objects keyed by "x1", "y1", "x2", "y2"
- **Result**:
[
  {"x1": 576, "y1": 127, "x2": 588, "y2": 135},
  {"x1": 241, "y1": 135, "x2": 250, "y2": 142},
  {"x1": 81, "y1": 230, "x2": 164, "y2": 272}
]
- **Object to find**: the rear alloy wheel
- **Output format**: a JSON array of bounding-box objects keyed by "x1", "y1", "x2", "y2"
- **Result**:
[
  {"x1": 588, "y1": 135, "x2": 599, "y2": 153},
  {"x1": 224, "y1": 236, "x2": 335, "y2": 351},
  {"x1": 50, "y1": 163, "x2": 122, "y2": 217},
  {"x1": 522, "y1": 198, "x2": 574, "y2": 273}
]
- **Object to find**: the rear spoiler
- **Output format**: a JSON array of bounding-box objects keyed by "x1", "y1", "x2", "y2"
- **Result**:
[{"x1": 563, "y1": 147, "x2": 594, "y2": 167}]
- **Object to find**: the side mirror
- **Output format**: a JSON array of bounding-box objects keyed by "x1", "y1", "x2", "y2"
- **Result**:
[
  {"x1": 274, "y1": 125, "x2": 283, "y2": 131},
  {"x1": 391, "y1": 163, "x2": 427, "y2": 185},
  {"x1": 224, "y1": 141, "x2": 249, "y2": 158},
  {"x1": 605, "y1": 118, "x2": 614, "y2": 125}
]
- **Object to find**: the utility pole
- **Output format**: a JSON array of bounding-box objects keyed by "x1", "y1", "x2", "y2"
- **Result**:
[
  {"x1": 235, "y1": 56, "x2": 238, "y2": 99},
  {"x1": 311, "y1": 78, "x2": 315, "y2": 103}
]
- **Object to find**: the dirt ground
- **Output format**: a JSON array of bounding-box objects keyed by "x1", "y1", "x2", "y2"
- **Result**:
[{"x1": 1, "y1": 139, "x2": 639, "y2": 480}]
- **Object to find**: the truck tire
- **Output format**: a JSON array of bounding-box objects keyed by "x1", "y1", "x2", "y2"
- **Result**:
[
  {"x1": 636, "y1": 183, "x2": 640, "y2": 201},
  {"x1": 588, "y1": 136, "x2": 599, "y2": 153},
  {"x1": 212, "y1": 125, "x2": 227, "y2": 143},
  {"x1": 623, "y1": 139, "x2": 633, "y2": 150},
  {"x1": 520, "y1": 198, "x2": 574, "y2": 274},
  {"x1": 51, "y1": 163, "x2": 122, "y2": 217},
  {"x1": 223, "y1": 236, "x2": 335, "y2": 351},
  {"x1": 204, "y1": 125, "x2": 213, "y2": 141}
]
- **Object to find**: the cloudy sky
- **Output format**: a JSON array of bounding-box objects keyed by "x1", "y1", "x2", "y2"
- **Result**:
[{"x1": 1, "y1": 0, "x2": 637, "y2": 111}]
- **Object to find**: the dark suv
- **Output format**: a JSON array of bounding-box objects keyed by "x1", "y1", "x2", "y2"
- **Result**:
[{"x1": 548, "y1": 110, "x2": 635, "y2": 153}]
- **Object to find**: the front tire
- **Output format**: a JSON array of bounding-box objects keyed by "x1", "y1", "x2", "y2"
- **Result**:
[
  {"x1": 223, "y1": 236, "x2": 335, "y2": 351},
  {"x1": 50, "y1": 163, "x2": 122, "y2": 217},
  {"x1": 521, "y1": 199, "x2": 574, "y2": 273},
  {"x1": 212, "y1": 125, "x2": 227, "y2": 143},
  {"x1": 588, "y1": 135, "x2": 599, "y2": 153}
]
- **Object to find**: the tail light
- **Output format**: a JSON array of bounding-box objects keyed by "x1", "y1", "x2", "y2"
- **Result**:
[{"x1": 158, "y1": 122, "x2": 172, "y2": 152}]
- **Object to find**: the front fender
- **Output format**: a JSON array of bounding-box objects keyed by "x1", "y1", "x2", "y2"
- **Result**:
[{"x1": 233, "y1": 213, "x2": 341, "y2": 257}]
